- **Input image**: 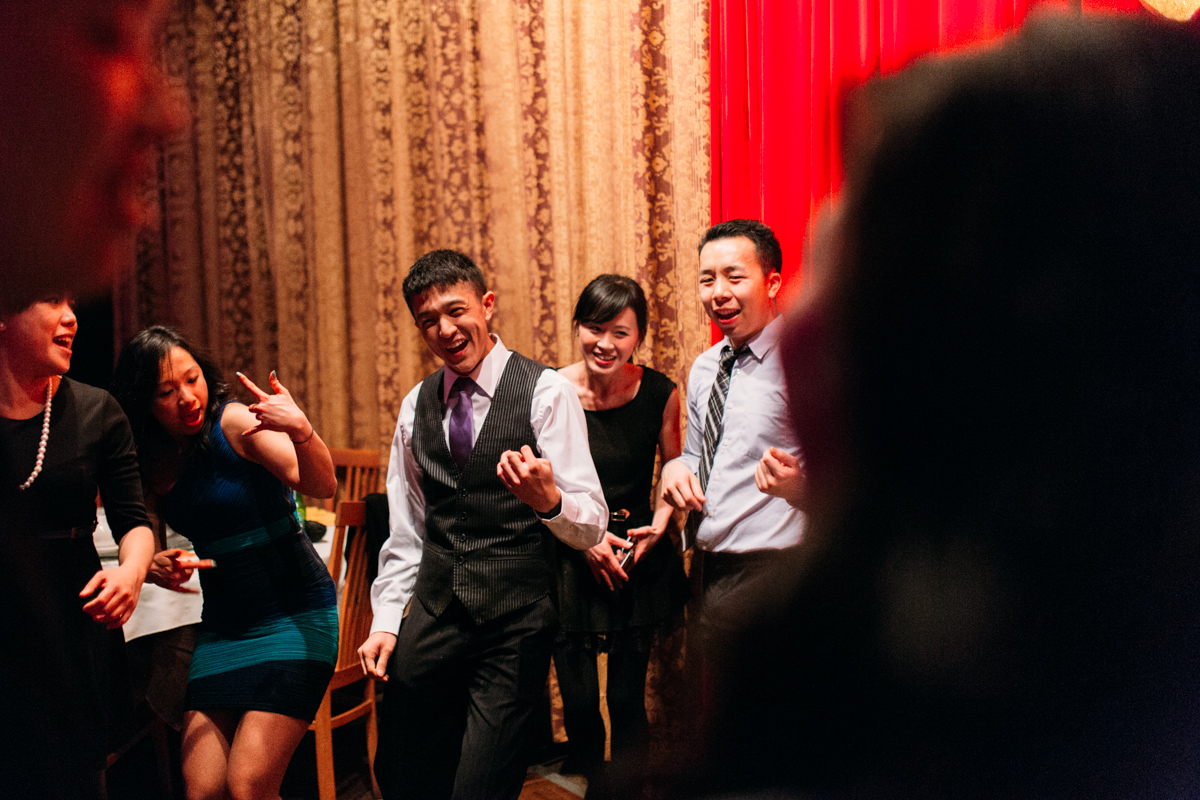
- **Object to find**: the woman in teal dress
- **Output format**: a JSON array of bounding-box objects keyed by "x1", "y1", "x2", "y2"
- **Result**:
[{"x1": 113, "y1": 326, "x2": 337, "y2": 800}]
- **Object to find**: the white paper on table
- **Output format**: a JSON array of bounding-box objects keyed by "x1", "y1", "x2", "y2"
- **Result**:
[
  {"x1": 93, "y1": 513, "x2": 340, "y2": 641},
  {"x1": 94, "y1": 509, "x2": 204, "y2": 641}
]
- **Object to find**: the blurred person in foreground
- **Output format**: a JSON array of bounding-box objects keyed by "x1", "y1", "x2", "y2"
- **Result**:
[
  {"x1": 0, "y1": 0, "x2": 180, "y2": 313},
  {"x1": 691, "y1": 13, "x2": 1200, "y2": 799}
]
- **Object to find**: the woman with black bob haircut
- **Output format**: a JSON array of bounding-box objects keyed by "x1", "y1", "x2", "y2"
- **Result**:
[
  {"x1": 112, "y1": 325, "x2": 338, "y2": 800},
  {"x1": 572, "y1": 273, "x2": 649, "y2": 347},
  {"x1": 554, "y1": 274, "x2": 687, "y2": 797}
]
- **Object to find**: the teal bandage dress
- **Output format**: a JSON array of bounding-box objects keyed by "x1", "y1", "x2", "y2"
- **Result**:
[{"x1": 160, "y1": 403, "x2": 337, "y2": 721}]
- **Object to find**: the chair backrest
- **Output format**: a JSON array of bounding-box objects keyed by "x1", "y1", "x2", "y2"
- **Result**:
[
  {"x1": 325, "y1": 448, "x2": 381, "y2": 512},
  {"x1": 326, "y1": 500, "x2": 376, "y2": 674}
]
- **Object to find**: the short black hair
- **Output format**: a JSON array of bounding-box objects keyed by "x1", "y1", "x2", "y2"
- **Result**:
[
  {"x1": 401, "y1": 249, "x2": 488, "y2": 314},
  {"x1": 572, "y1": 274, "x2": 648, "y2": 342},
  {"x1": 111, "y1": 325, "x2": 229, "y2": 473},
  {"x1": 699, "y1": 219, "x2": 783, "y2": 274}
]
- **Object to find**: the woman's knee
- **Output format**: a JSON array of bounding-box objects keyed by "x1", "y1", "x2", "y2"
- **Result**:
[
  {"x1": 184, "y1": 776, "x2": 228, "y2": 800},
  {"x1": 225, "y1": 767, "x2": 272, "y2": 800},
  {"x1": 182, "y1": 726, "x2": 232, "y2": 800}
]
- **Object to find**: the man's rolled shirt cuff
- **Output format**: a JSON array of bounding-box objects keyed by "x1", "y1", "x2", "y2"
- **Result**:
[
  {"x1": 370, "y1": 604, "x2": 405, "y2": 636},
  {"x1": 539, "y1": 492, "x2": 606, "y2": 549}
]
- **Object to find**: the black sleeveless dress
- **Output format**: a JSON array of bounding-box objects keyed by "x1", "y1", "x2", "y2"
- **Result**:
[
  {"x1": 0, "y1": 379, "x2": 150, "y2": 798},
  {"x1": 553, "y1": 367, "x2": 688, "y2": 637}
]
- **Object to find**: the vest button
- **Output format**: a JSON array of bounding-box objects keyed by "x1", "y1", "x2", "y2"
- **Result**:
[{"x1": 457, "y1": 556, "x2": 465, "y2": 564}]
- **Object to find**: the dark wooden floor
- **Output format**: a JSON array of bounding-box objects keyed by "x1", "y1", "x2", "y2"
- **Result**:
[
  {"x1": 328, "y1": 765, "x2": 584, "y2": 800},
  {"x1": 105, "y1": 720, "x2": 585, "y2": 800}
]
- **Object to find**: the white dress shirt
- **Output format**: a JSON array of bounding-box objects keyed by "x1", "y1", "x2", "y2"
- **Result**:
[
  {"x1": 668, "y1": 315, "x2": 804, "y2": 552},
  {"x1": 371, "y1": 337, "x2": 608, "y2": 635}
]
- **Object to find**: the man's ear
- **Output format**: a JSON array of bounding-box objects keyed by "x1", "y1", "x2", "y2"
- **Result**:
[
  {"x1": 481, "y1": 290, "x2": 496, "y2": 322},
  {"x1": 767, "y1": 270, "x2": 783, "y2": 301}
]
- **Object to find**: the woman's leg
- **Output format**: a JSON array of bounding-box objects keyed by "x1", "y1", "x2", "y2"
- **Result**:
[
  {"x1": 552, "y1": 639, "x2": 606, "y2": 776},
  {"x1": 224, "y1": 710, "x2": 311, "y2": 800},
  {"x1": 181, "y1": 710, "x2": 238, "y2": 800},
  {"x1": 604, "y1": 631, "x2": 653, "y2": 795}
]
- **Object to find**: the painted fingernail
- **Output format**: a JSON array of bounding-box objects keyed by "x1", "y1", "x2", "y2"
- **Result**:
[
  {"x1": 271, "y1": 370, "x2": 277, "y2": 379},
  {"x1": 236, "y1": 371, "x2": 245, "y2": 378}
]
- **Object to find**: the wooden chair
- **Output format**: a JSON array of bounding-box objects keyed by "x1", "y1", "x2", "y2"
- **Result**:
[
  {"x1": 323, "y1": 448, "x2": 381, "y2": 512},
  {"x1": 309, "y1": 500, "x2": 381, "y2": 800}
]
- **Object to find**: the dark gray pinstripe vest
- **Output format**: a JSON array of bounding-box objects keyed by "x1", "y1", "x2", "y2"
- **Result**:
[{"x1": 410, "y1": 352, "x2": 554, "y2": 624}]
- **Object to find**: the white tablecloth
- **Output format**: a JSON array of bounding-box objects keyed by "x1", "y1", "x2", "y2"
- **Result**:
[{"x1": 94, "y1": 509, "x2": 333, "y2": 642}]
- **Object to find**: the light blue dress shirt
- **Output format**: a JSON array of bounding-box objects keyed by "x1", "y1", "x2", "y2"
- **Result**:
[{"x1": 669, "y1": 315, "x2": 804, "y2": 552}]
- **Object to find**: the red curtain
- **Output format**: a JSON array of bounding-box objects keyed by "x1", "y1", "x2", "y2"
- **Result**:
[{"x1": 708, "y1": 0, "x2": 1147, "y2": 309}]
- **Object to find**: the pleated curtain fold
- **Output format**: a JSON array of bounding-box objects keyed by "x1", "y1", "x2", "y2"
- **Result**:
[{"x1": 126, "y1": 0, "x2": 712, "y2": 460}]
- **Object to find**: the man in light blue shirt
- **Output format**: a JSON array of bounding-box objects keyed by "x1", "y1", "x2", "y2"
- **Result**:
[{"x1": 660, "y1": 219, "x2": 805, "y2": 655}]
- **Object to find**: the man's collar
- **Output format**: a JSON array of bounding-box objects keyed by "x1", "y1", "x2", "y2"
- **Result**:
[
  {"x1": 442, "y1": 334, "x2": 507, "y2": 402},
  {"x1": 725, "y1": 314, "x2": 783, "y2": 361}
]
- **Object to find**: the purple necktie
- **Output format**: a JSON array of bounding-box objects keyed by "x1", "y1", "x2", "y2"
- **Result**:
[{"x1": 448, "y1": 376, "x2": 475, "y2": 470}]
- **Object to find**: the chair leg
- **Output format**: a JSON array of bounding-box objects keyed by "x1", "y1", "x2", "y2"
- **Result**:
[
  {"x1": 314, "y1": 692, "x2": 337, "y2": 800},
  {"x1": 367, "y1": 682, "x2": 381, "y2": 798}
]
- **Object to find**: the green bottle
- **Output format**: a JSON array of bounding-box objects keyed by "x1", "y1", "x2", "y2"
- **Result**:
[{"x1": 293, "y1": 489, "x2": 307, "y2": 526}]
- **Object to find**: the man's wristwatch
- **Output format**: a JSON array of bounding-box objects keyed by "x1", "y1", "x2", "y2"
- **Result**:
[{"x1": 536, "y1": 497, "x2": 563, "y2": 520}]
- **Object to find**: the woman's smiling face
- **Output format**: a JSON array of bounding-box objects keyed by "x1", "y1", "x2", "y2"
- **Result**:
[
  {"x1": 0, "y1": 298, "x2": 78, "y2": 380},
  {"x1": 577, "y1": 306, "x2": 640, "y2": 379}
]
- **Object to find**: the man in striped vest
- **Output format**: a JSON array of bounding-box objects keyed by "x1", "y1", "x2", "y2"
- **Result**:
[{"x1": 359, "y1": 249, "x2": 608, "y2": 800}]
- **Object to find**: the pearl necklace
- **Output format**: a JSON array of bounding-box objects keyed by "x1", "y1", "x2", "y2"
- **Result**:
[{"x1": 18, "y1": 381, "x2": 53, "y2": 491}]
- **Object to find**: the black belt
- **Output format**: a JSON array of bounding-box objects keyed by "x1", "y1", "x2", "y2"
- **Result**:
[
  {"x1": 699, "y1": 547, "x2": 789, "y2": 570},
  {"x1": 35, "y1": 521, "x2": 98, "y2": 540}
]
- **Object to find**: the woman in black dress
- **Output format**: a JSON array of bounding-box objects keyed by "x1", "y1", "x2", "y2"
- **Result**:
[
  {"x1": 0, "y1": 297, "x2": 155, "y2": 799},
  {"x1": 555, "y1": 275, "x2": 686, "y2": 797}
]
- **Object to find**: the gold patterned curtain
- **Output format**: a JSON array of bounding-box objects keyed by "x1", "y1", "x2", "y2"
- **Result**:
[{"x1": 126, "y1": 0, "x2": 711, "y2": 457}]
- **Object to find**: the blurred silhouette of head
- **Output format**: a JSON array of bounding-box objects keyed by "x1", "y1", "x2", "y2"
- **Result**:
[
  {"x1": 0, "y1": 0, "x2": 181, "y2": 313},
  {"x1": 704, "y1": 13, "x2": 1200, "y2": 799}
]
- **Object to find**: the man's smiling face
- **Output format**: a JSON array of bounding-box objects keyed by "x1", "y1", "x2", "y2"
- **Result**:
[
  {"x1": 698, "y1": 236, "x2": 782, "y2": 348},
  {"x1": 411, "y1": 281, "x2": 496, "y2": 377}
]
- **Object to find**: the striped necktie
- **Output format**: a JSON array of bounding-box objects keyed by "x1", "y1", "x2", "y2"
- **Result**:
[{"x1": 684, "y1": 344, "x2": 748, "y2": 548}]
